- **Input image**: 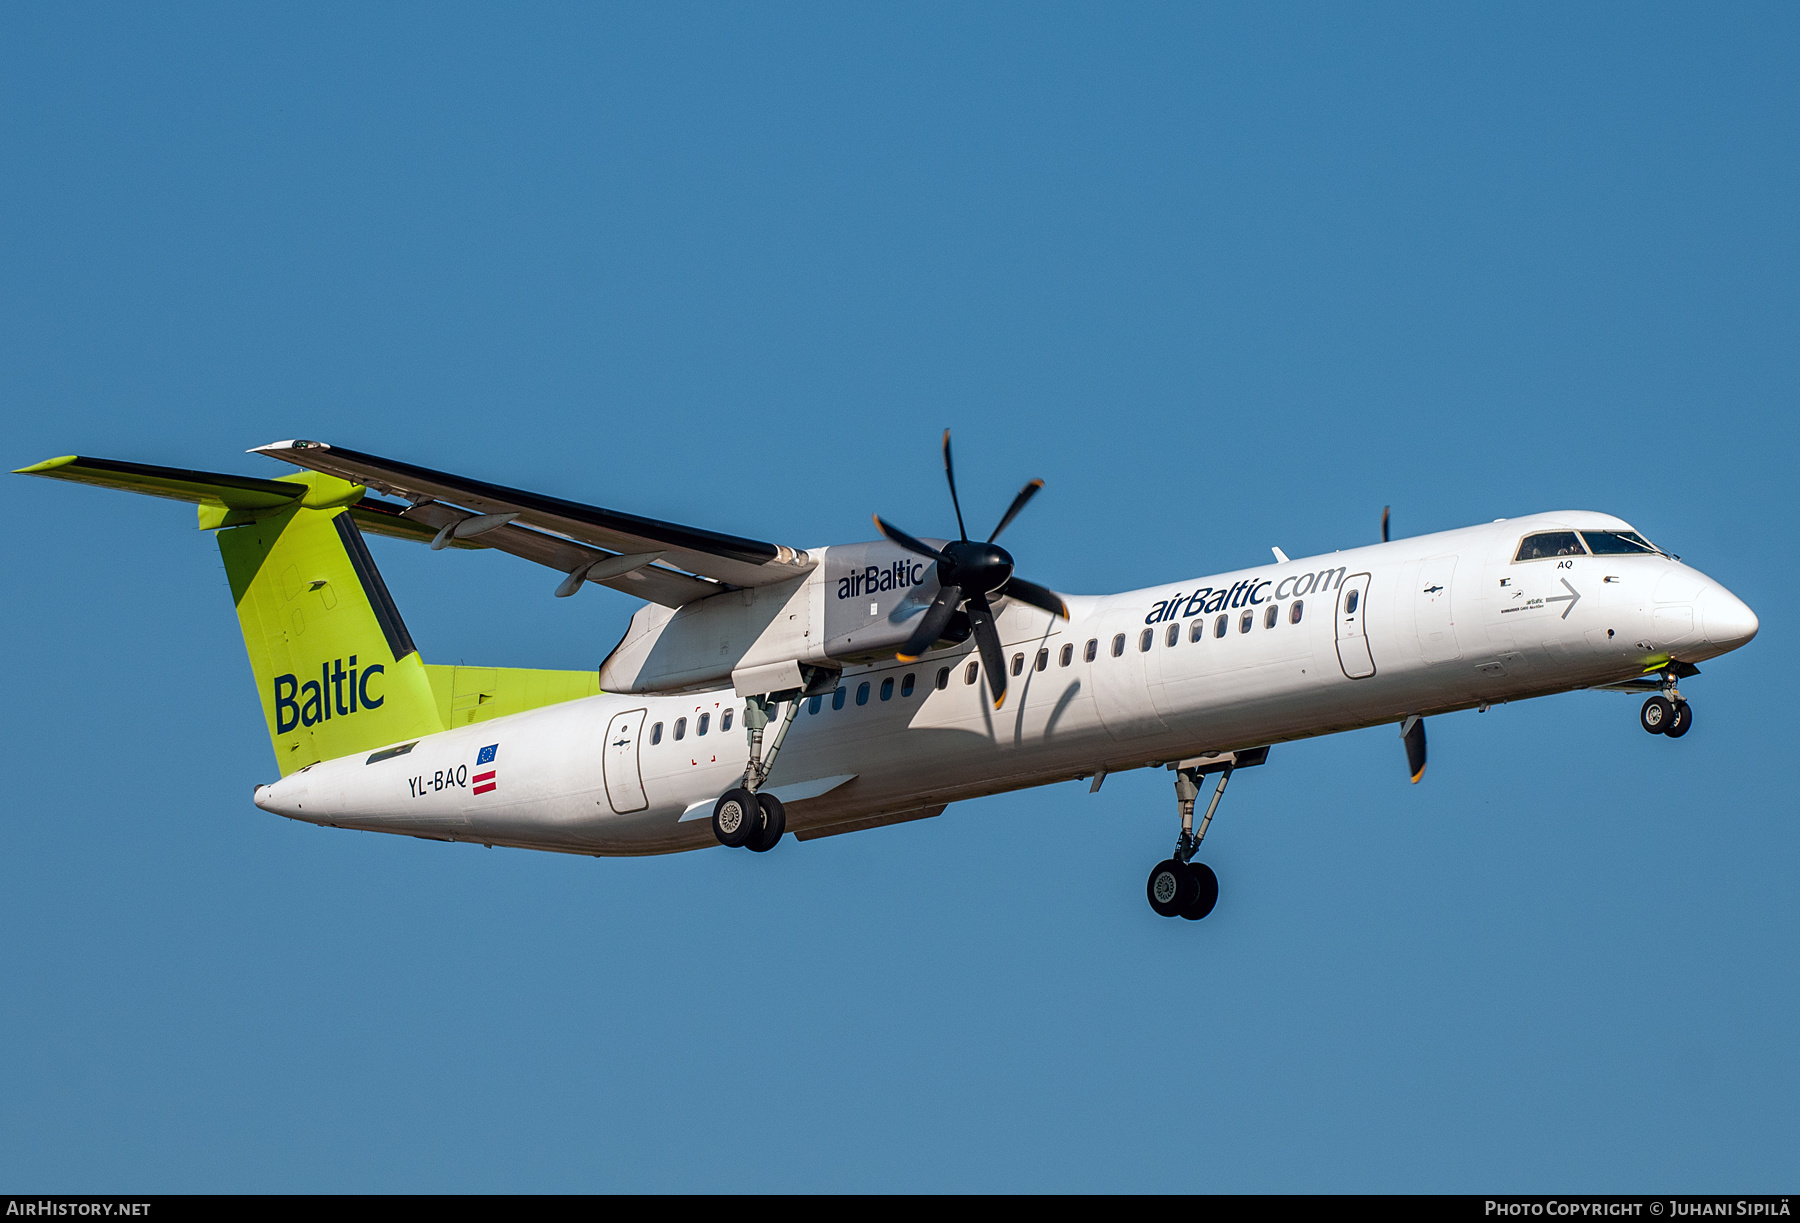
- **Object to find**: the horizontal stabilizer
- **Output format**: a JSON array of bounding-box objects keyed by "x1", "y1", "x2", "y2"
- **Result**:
[{"x1": 16, "y1": 454, "x2": 306, "y2": 510}]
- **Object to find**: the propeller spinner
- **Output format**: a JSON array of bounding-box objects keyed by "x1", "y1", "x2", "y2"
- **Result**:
[{"x1": 873, "y1": 430, "x2": 1068, "y2": 709}]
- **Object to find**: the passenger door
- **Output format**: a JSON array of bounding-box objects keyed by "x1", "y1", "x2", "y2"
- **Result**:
[
  {"x1": 602, "y1": 708, "x2": 649, "y2": 813},
  {"x1": 1335, "y1": 572, "x2": 1377, "y2": 679}
]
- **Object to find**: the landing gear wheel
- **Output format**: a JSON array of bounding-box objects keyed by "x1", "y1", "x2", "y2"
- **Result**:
[
  {"x1": 1179, "y1": 862, "x2": 1219, "y2": 920},
  {"x1": 1664, "y1": 700, "x2": 1692, "y2": 738},
  {"x1": 746, "y1": 792, "x2": 787, "y2": 852},
  {"x1": 1640, "y1": 696, "x2": 1674, "y2": 735},
  {"x1": 1147, "y1": 858, "x2": 1197, "y2": 918},
  {"x1": 711, "y1": 787, "x2": 757, "y2": 847}
]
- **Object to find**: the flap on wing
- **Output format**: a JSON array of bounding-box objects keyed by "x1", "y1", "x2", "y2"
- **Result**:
[
  {"x1": 358, "y1": 493, "x2": 719, "y2": 607},
  {"x1": 16, "y1": 455, "x2": 306, "y2": 510},
  {"x1": 252, "y1": 439, "x2": 814, "y2": 592}
]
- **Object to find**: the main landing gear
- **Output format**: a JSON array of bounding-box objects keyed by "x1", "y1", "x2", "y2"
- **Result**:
[
  {"x1": 1640, "y1": 671, "x2": 1693, "y2": 739},
  {"x1": 712, "y1": 668, "x2": 835, "y2": 854},
  {"x1": 712, "y1": 787, "x2": 786, "y2": 852},
  {"x1": 1145, "y1": 747, "x2": 1269, "y2": 921}
]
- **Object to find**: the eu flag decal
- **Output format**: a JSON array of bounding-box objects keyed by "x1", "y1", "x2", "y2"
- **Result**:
[{"x1": 473, "y1": 743, "x2": 499, "y2": 795}]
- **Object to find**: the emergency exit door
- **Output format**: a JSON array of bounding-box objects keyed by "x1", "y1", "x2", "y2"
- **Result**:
[
  {"x1": 602, "y1": 708, "x2": 649, "y2": 813},
  {"x1": 1335, "y1": 573, "x2": 1376, "y2": 679}
]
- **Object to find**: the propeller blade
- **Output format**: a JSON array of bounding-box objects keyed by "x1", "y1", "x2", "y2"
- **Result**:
[
  {"x1": 895, "y1": 585, "x2": 962, "y2": 661},
  {"x1": 966, "y1": 592, "x2": 1008, "y2": 709},
  {"x1": 942, "y1": 429, "x2": 969, "y2": 541},
  {"x1": 1382, "y1": 505, "x2": 1391, "y2": 544},
  {"x1": 998, "y1": 576, "x2": 1068, "y2": 619},
  {"x1": 1401, "y1": 715, "x2": 1426, "y2": 783},
  {"x1": 872, "y1": 515, "x2": 949, "y2": 562},
  {"x1": 987, "y1": 479, "x2": 1044, "y2": 543}
]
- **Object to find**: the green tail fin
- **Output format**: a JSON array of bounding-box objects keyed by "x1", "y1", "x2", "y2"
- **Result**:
[
  {"x1": 19, "y1": 454, "x2": 604, "y2": 777},
  {"x1": 218, "y1": 490, "x2": 445, "y2": 773}
]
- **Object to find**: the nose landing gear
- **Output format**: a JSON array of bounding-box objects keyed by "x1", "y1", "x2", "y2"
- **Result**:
[
  {"x1": 1639, "y1": 670, "x2": 1694, "y2": 738},
  {"x1": 1145, "y1": 747, "x2": 1268, "y2": 921}
]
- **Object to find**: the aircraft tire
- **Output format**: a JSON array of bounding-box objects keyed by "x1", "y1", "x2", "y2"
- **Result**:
[
  {"x1": 712, "y1": 788, "x2": 758, "y2": 848},
  {"x1": 1147, "y1": 858, "x2": 1196, "y2": 918},
  {"x1": 1640, "y1": 696, "x2": 1674, "y2": 735},
  {"x1": 1664, "y1": 700, "x2": 1693, "y2": 738},
  {"x1": 1179, "y1": 863, "x2": 1219, "y2": 921},
  {"x1": 746, "y1": 792, "x2": 787, "y2": 852}
]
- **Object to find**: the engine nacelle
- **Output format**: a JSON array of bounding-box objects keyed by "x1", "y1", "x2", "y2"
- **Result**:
[{"x1": 598, "y1": 541, "x2": 945, "y2": 695}]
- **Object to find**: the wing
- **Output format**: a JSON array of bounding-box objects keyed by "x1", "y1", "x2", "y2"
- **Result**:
[
  {"x1": 19, "y1": 452, "x2": 735, "y2": 607},
  {"x1": 252, "y1": 439, "x2": 815, "y2": 600}
]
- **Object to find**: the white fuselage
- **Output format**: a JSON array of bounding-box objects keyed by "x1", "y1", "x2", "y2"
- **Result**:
[{"x1": 253, "y1": 511, "x2": 1759, "y2": 855}]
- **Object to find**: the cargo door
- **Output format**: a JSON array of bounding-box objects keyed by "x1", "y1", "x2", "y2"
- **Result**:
[{"x1": 1415, "y1": 555, "x2": 1461, "y2": 664}]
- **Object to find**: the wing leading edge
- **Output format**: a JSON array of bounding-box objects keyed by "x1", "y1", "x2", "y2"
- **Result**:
[{"x1": 252, "y1": 439, "x2": 814, "y2": 602}]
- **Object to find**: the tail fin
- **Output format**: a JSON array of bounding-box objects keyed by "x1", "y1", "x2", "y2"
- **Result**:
[
  {"x1": 217, "y1": 486, "x2": 445, "y2": 773},
  {"x1": 18, "y1": 456, "x2": 443, "y2": 773}
]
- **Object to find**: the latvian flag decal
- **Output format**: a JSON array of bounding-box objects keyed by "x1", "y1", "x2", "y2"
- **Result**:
[{"x1": 473, "y1": 743, "x2": 499, "y2": 795}]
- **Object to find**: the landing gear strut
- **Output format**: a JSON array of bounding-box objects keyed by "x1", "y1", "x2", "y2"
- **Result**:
[
  {"x1": 1144, "y1": 747, "x2": 1268, "y2": 920},
  {"x1": 1640, "y1": 670, "x2": 1693, "y2": 739},
  {"x1": 712, "y1": 667, "x2": 835, "y2": 852}
]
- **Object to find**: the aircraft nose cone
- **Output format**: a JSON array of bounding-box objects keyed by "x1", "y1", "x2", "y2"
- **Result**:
[{"x1": 1700, "y1": 585, "x2": 1759, "y2": 651}]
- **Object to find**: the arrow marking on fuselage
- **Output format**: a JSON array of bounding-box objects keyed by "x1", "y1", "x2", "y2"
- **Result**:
[{"x1": 1545, "y1": 577, "x2": 1581, "y2": 619}]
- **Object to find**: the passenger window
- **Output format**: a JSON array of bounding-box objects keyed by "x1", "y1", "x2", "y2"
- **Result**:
[
  {"x1": 1515, "y1": 531, "x2": 1588, "y2": 561},
  {"x1": 722, "y1": 709, "x2": 733, "y2": 732},
  {"x1": 1086, "y1": 639, "x2": 1098, "y2": 662},
  {"x1": 1289, "y1": 599, "x2": 1304, "y2": 625},
  {"x1": 1214, "y1": 615, "x2": 1228, "y2": 639},
  {"x1": 650, "y1": 722, "x2": 663, "y2": 745},
  {"x1": 902, "y1": 673, "x2": 916, "y2": 697},
  {"x1": 832, "y1": 687, "x2": 846, "y2": 711},
  {"x1": 697, "y1": 712, "x2": 710, "y2": 735},
  {"x1": 936, "y1": 667, "x2": 950, "y2": 690},
  {"x1": 880, "y1": 677, "x2": 894, "y2": 701},
  {"x1": 1264, "y1": 605, "x2": 1278, "y2": 629},
  {"x1": 1345, "y1": 589, "x2": 1359, "y2": 615},
  {"x1": 1580, "y1": 530, "x2": 1661, "y2": 556},
  {"x1": 1011, "y1": 653, "x2": 1024, "y2": 676},
  {"x1": 674, "y1": 717, "x2": 687, "y2": 741},
  {"x1": 1239, "y1": 610, "x2": 1253, "y2": 633},
  {"x1": 1031, "y1": 649, "x2": 1044, "y2": 672},
  {"x1": 808, "y1": 695, "x2": 821, "y2": 715},
  {"x1": 966, "y1": 661, "x2": 980, "y2": 685},
  {"x1": 1139, "y1": 628, "x2": 1154, "y2": 652},
  {"x1": 1190, "y1": 619, "x2": 1204, "y2": 643},
  {"x1": 1111, "y1": 634, "x2": 1126, "y2": 657},
  {"x1": 1060, "y1": 643, "x2": 1073, "y2": 667},
  {"x1": 856, "y1": 682, "x2": 871, "y2": 705},
  {"x1": 1166, "y1": 623, "x2": 1180, "y2": 647}
]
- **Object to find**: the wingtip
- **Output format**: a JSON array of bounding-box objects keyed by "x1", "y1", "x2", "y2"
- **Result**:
[
  {"x1": 13, "y1": 455, "x2": 78, "y2": 475},
  {"x1": 247, "y1": 439, "x2": 329, "y2": 456}
]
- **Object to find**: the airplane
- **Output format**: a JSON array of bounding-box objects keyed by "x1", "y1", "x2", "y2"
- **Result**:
[{"x1": 17, "y1": 434, "x2": 1759, "y2": 920}]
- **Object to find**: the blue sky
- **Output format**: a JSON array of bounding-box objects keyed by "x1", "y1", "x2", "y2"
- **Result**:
[{"x1": 2, "y1": 4, "x2": 1795, "y2": 1190}]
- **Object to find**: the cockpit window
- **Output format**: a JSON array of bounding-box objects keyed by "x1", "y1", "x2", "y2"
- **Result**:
[
  {"x1": 1580, "y1": 530, "x2": 1661, "y2": 556},
  {"x1": 1515, "y1": 531, "x2": 1587, "y2": 561}
]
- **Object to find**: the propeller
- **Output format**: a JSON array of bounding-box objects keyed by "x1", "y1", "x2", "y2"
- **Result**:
[
  {"x1": 1382, "y1": 505, "x2": 1391, "y2": 544},
  {"x1": 1401, "y1": 715, "x2": 1427, "y2": 784},
  {"x1": 873, "y1": 430, "x2": 1068, "y2": 709}
]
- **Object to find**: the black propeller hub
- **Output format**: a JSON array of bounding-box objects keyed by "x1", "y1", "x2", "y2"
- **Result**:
[{"x1": 939, "y1": 540, "x2": 1013, "y2": 596}]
